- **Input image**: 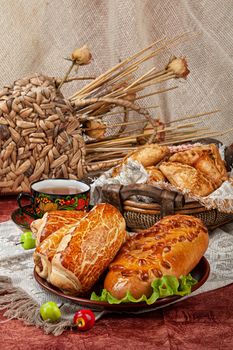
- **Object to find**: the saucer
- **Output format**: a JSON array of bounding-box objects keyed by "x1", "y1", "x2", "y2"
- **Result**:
[{"x1": 11, "y1": 205, "x2": 36, "y2": 231}]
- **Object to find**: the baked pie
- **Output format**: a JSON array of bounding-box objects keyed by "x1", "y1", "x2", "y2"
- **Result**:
[
  {"x1": 169, "y1": 144, "x2": 227, "y2": 188},
  {"x1": 41, "y1": 204, "x2": 127, "y2": 295},
  {"x1": 104, "y1": 214, "x2": 209, "y2": 299},
  {"x1": 159, "y1": 161, "x2": 215, "y2": 196},
  {"x1": 145, "y1": 166, "x2": 166, "y2": 183},
  {"x1": 112, "y1": 144, "x2": 169, "y2": 176}
]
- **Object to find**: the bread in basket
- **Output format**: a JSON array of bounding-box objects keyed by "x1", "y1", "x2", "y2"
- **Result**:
[{"x1": 99, "y1": 140, "x2": 233, "y2": 231}]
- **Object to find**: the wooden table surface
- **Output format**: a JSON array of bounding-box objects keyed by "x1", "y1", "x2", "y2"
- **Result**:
[{"x1": 0, "y1": 196, "x2": 233, "y2": 350}]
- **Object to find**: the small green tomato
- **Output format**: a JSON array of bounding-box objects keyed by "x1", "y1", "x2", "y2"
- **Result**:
[
  {"x1": 20, "y1": 231, "x2": 36, "y2": 250},
  {"x1": 40, "y1": 301, "x2": 61, "y2": 322}
]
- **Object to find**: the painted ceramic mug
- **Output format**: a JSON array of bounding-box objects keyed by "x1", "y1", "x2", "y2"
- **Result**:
[{"x1": 17, "y1": 178, "x2": 90, "y2": 218}]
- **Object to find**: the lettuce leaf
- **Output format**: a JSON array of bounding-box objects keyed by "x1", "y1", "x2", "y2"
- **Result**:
[{"x1": 90, "y1": 274, "x2": 197, "y2": 305}]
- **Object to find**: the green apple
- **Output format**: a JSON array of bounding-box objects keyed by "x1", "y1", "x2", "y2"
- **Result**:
[
  {"x1": 20, "y1": 231, "x2": 36, "y2": 250},
  {"x1": 40, "y1": 301, "x2": 61, "y2": 322}
]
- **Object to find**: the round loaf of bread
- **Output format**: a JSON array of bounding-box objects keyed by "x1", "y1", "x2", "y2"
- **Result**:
[{"x1": 104, "y1": 214, "x2": 209, "y2": 299}]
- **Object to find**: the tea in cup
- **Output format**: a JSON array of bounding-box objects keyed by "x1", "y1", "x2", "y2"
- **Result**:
[{"x1": 17, "y1": 178, "x2": 90, "y2": 218}]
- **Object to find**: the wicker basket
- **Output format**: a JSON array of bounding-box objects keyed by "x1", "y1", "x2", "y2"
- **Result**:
[
  {"x1": 0, "y1": 73, "x2": 152, "y2": 195},
  {"x1": 101, "y1": 183, "x2": 233, "y2": 231}
]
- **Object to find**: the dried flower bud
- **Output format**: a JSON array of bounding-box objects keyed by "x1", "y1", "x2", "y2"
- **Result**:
[
  {"x1": 166, "y1": 56, "x2": 190, "y2": 78},
  {"x1": 71, "y1": 45, "x2": 92, "y2": 65},
  {"x1": 85, "y1": 119, "x2": 106, "y2": 139}
]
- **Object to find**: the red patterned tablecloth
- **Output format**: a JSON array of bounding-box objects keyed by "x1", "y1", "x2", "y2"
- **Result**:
[{"x1": 0, "y1": 196, "x2": 233, "y2": 350}]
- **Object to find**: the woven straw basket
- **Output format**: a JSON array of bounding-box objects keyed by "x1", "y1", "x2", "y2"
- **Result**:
[
  {"x1": 0, "y1": 73, "x2": 152, "y2": 195},
  {"x1": 101, "y1": 183, "x2": 233, "y2": 231}
]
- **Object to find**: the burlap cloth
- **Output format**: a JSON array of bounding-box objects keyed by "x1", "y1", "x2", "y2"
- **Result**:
[
  {"x1": 0, "y1": 0, "x2": 233, "y2": 337},
  {"x1": 0, "y1": 0, "x2": 232, "y2": 144},
  {"x1": 0, "y1": 219, "x2": 233, "y2": 335}
]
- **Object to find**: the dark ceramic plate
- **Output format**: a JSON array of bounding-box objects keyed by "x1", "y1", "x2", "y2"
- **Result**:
[
  {"x1": 11, "y1": 205, "x2": 35, "y2": 231},
  {"x1": 34, "y1": 256, "x2": 210, "y2": 312}
]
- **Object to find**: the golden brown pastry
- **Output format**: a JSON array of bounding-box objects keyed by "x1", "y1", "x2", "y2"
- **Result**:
[
  {"x1": 31, "y1": 210, "x2": 86, "y2": 245},
  {"x1": 104, "y1": 214, "x2": 209, "y2": 299},
  {"x1": 159, "y1": 161, "x2": 215, "y2": 196},
  {"x1": 48, "y1": 203, "x2": 127, "y2": 295},
  {"x1": 112, "y1": 144, "x2": 170, "y2": 176},
  {"x1": 169, "y1": 144, "x2": 228, "y2": 188},
  {"x1": 146, "y1": 166, "x2": 166, "y2": 183},
  {"x1": 34, "y1": 224, "x2": 76, "y2": 281}
]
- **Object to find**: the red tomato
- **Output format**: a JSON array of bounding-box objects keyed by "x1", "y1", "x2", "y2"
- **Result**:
[{"x1": 73, "y1": 309, "x2": 95, "y2": 331}]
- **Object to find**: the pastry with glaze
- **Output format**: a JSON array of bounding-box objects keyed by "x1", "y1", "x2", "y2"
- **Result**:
[
  {"x1": 31, "y1": 210, "x2": 86, "y2": 245},
  {"x1": 104, "y1": 214, "x2": 209, "y2": 299},
  {"x1": 48, "y1": 203, "x2": 127, "y2": 295},
  {"x1": 145, "y1": 166, "x2": 166, "y2": 183},
  {"x1": 34, "y1": 224, "x2": 77, "y2": 281}
]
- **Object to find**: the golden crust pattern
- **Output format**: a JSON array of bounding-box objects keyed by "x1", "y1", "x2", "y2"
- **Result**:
[
  {"x1": 159, "y1": 161, "x2": 215, "y2": 196},
  {"x1": 34, "y1": 210, "x2": 86, "y2": 244},
  {"x1": 159, "y1": 144, "x2": 228, "y2": 196},
  {"x1": 47, "y1": 203, "x2": 127, "y2": 294},
  {"x1": 112, "y1": 144, "x2": 170, "y2": 176},
  {"x1": 145, "y1": 166, "x2": 166, "y2": 183},
  {"x1": 104, "y1": 214, "x2": 209, "y2": 299}
]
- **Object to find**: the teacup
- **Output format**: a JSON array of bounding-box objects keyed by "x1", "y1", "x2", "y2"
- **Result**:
[{"x1": 17, "y1": 178, "x2": 90, "y2": 218}]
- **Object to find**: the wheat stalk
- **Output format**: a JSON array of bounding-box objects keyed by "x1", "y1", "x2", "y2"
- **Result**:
[{"x1": 64, "y1": 32, "x2": 226, "y2": 171}]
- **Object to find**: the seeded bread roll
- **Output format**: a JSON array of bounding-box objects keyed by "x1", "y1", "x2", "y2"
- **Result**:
[{"x1": 104, "y1": 214, "x2": 209, "y2": 299}]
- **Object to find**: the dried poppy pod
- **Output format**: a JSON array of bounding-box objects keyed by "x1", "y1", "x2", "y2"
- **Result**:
[
  {"x1": 123, "y1": 91, "x2": 137, "y2": 102},
  {"x1": 71, "y1": 45, "x2": 92, "y2": 65},
  {"x1": 166, "y1": 56, "x2": 190, "y2": 78},
  {"x1": 84, "y1": 119, "x2": 106, "y2": 139}
]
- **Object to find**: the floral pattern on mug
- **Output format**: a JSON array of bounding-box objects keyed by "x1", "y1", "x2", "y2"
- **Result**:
[
  {"x1": 35, "y1": 192, "x2": 90, "y2": 217},
  {"x1": 17, "y1": 179, "x2": 91, "y2": 219}
]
